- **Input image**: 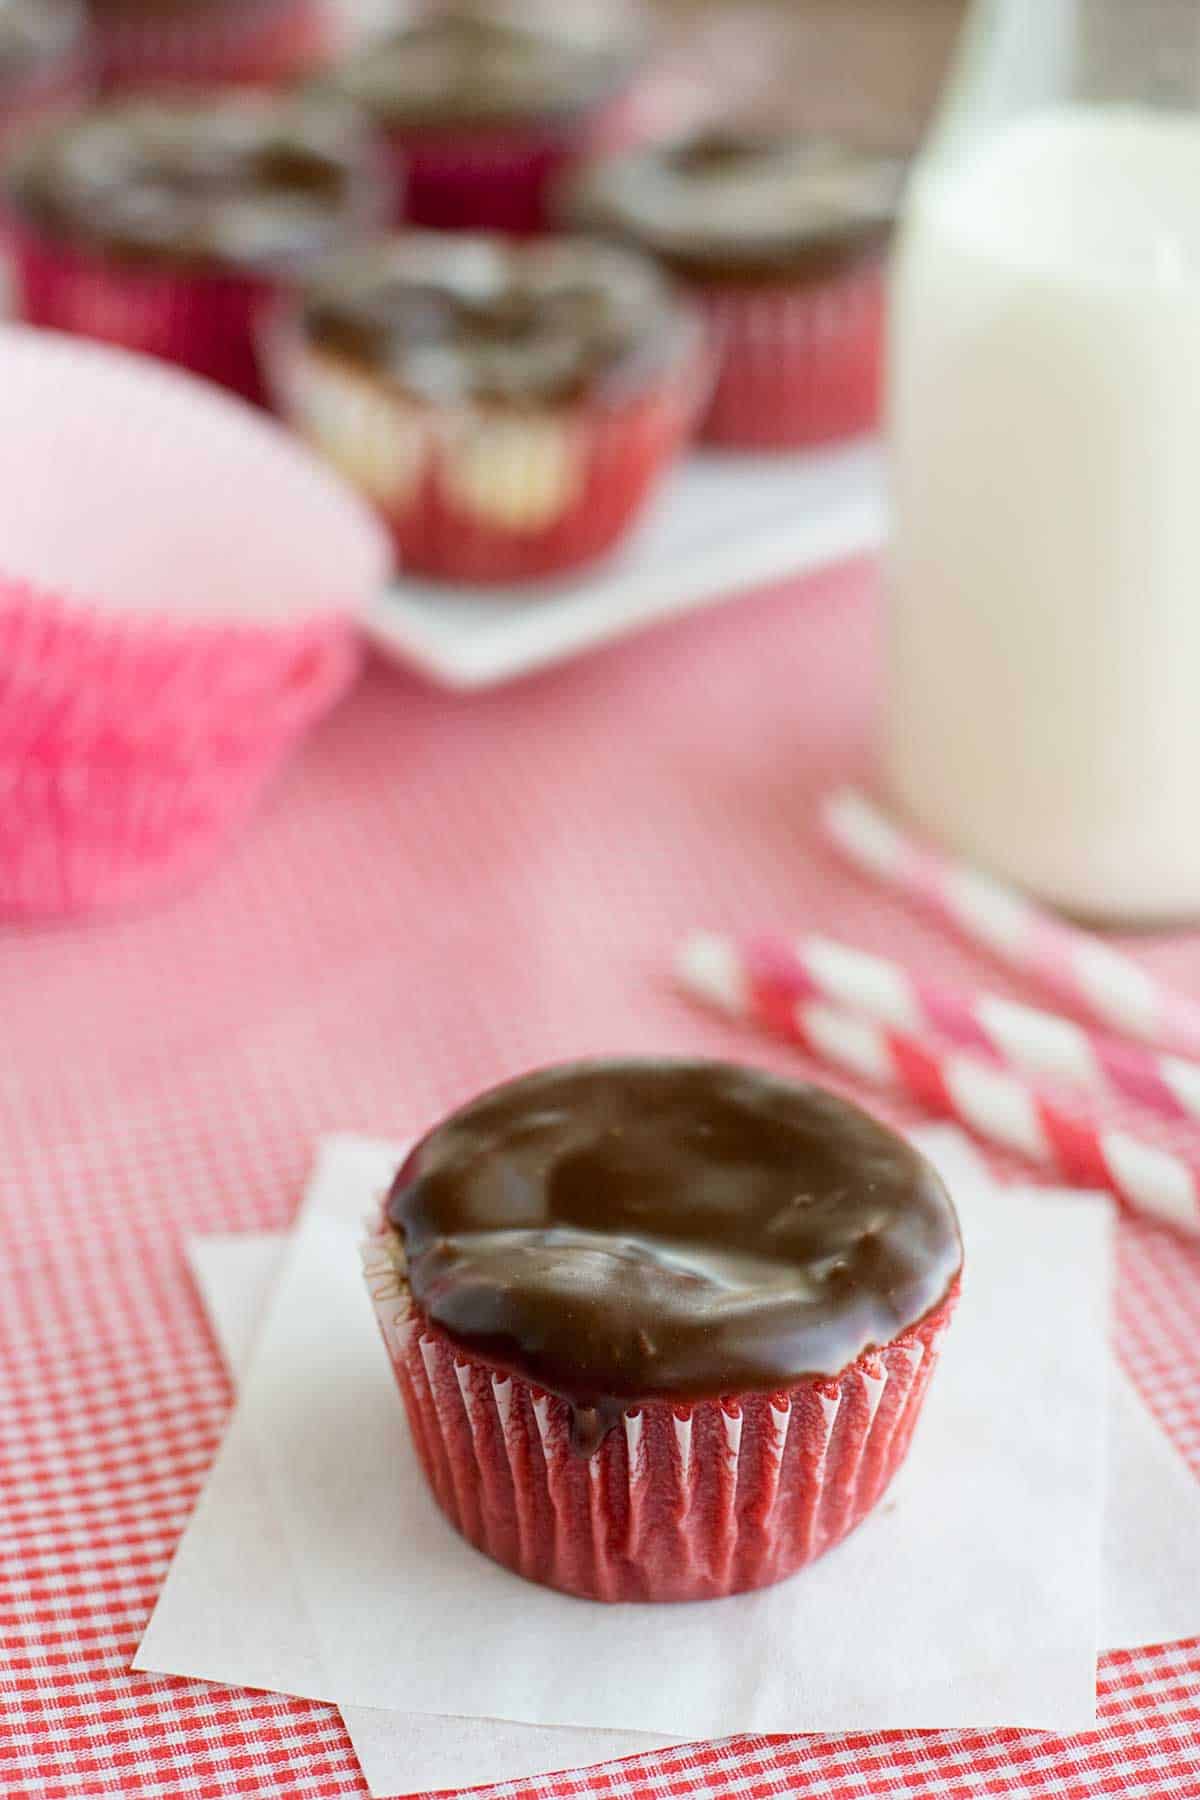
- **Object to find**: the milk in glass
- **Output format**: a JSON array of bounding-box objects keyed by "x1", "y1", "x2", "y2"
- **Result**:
[{"x1": 887, "y1": 106, "x2": 1200, "y2": 920}]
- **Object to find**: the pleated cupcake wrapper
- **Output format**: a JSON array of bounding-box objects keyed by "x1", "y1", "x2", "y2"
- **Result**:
[
  {"x1": 92, "y1": 0, "x2": 342, "y2": 91},
  {"x1": 379, "y1": 118, "x2": 596, "y2": 235},
  {"x1": 1, "y1": 736, "x2": 279, "y2": 920},
  {"x1": 265, "y1": 314, "x2": 711, "y2": 585},
  {"x1": 694, "y1": 259, "x2": 886, "y2": 451},
  {"x1": 1, "y1": 580, "x2": 357, "y2": 747},
  {"x1": 0, "y1": 581, "x2": 358, "y2": 918},
  {"x1": 0, "y1": 696, "x2": 354, "y2": 921},
  {"x1": 363, "y1": 1236, "x2": 958, "y2": 1604},
  {"x1": 6, "y1": 221, "x2": 278, "y2": 404}
]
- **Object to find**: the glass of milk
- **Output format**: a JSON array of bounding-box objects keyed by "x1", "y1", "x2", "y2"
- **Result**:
[{"x1": 886, "y1": 0, "x2": 1200, "y2": 922}]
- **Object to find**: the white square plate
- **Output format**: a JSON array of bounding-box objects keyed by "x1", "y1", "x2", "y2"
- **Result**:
[{"x1": 364, "y1": 439, "x2": 885, "y2": 689}]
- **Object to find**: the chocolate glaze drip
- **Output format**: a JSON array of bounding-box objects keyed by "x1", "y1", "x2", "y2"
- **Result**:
[
  {"x1": 300, "y1": 235, "x2": 687, "y2": 405},
  {"x1": 5, "y1": 96, "x2": 383, "y2": 271},
  {"x1": 568, "y1": 132, "x2": 907, "y2": 280},
  {"x1": 319, "y1": 12, "x2": 632, "y2": 131},
  {"x1": 385, "y1": 1060, "x2": 962, "y2": 1452}
]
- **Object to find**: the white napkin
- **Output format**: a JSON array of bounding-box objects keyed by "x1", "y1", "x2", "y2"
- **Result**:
[
  {"x1": 139, "y1": 1128, "x2": 1113, "y2": 1752},
  {"x1": 185, "y1": 1218, "x2": 1200, "y2": 1663},
  {"x1": 177, "y1": 1229, "x2": 675, "y2": 1795},
  {"x1": 170, "y1": 1191, "x2": 1200, "y2": 1799}
]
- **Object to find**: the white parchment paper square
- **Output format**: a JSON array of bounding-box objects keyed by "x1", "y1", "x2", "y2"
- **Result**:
[
  {"x1": 141, "y1": 1130, "x2": 1109, "y2": 1743},
  {"x1": 139, "y1": 1131, "x2": 1200, "y2": 1791}
]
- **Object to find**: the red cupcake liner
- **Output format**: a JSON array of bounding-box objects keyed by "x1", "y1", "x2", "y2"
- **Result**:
[
  {"x1": 363, "y1": 1235, "x2": 959, "y2": 1604},
  {"x1": 4, "y1": 217, "x2": 278, "y2": 403},
  {"x1": 376, "y1": 118, "x2": 588, "y2": 236},
  {"x1": 0, "y1": 579, "x2": 359, "y2": 918},
  {"x1": 89, "y1": 0, "x2": 342, "y2": 92},
  {"x1": 265, "y1": 315, "x2": 710, "y2": 586},
  {"x1": 695, "y1": 258, "x2": 887, "y2": 451}
]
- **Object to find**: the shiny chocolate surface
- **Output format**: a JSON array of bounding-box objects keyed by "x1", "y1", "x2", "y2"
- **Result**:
[{"x1": 386, "y1": 1060, "x2": 962, "y2": 1445}]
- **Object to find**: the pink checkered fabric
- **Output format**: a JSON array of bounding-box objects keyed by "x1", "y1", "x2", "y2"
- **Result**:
[{"x1": 5, "y1": 561, "x2": 1200, "y2": 1800}]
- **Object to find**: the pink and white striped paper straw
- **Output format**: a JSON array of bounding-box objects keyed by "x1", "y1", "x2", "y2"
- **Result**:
[
  {"x1": 676, "y1": 931, "x2": 1200, "y2": 1237},
  {"x1": 822, "y1": 789, "x2": 1200, "y2": 1063},
  {"x1": 715, "y1": 931, "x2": 1200, "y2": 1127}
]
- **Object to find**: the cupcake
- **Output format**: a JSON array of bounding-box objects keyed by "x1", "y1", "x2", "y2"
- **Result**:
[
  {"x1": 362, "y1": 1059, "x2": 962, "y2": 1603},
  {"x1": 317, "y1": 10, "x2": 638, "y2": 234},
  {"x1": 86, "y1": 0, "x2": 343, "y2": 93},
  {"x1": 264, "y1": 234, "x2": 707, "y2": 585},
  {"x1": 2, "y1": 93, "x2": 386, "y2": 402},
  {"x1": 0, "y1": 1, "x2": 89, "y2": 146},
  {"x1": 0, "y1": 325, "x2": 389, "y2": 919},
  {"x1": 567, "y1": 133, "x2": 905, "y2": 450}
]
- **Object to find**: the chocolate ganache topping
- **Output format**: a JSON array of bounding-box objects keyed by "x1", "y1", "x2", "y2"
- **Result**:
[
  {"x1": 5, "y1": 96, "x2": 384, "y2": 271},
  {"x1": 385, "y1": 1060, "x2": 962, "y2": 1451},
  {"x1": 568, "y1": 132, "x2": 907, "y2": 280},
  {"x1": 318, "y1": 11, "x2": 632, "y2": 132},
  {"x1": 300, "y1": 235, "x2": 690, "y2": 406}
]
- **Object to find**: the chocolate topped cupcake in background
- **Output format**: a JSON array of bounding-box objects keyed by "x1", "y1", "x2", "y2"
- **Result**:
[
  {"x1": 317, "y1": 8, "x2": 641, "y2": 234},
  {"x1": 362, "y1": 1059, "x2": 962, "y2": 1602},
  {"x1": 2, "y1": 94, "x2": 386, "y2": 400},
  {"x1": 264, "y1": 233, "x2": 707, "y2": 584},
  {"x1": 568, "y1": 131, "x2": 907, "y2": 450},
  {"x1": 0, "y1": 0, "x2": 88, "y2": 145},
  {"x1": 85, "y1": 0, "x2": 345, "y2": 92}
]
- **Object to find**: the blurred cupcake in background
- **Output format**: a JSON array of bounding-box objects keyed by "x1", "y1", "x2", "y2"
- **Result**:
[
  {"x1": 567, "y1": 133, "x2": 905, "y2": 451},
  {"x1": 315, "y1": 7, "x2": 641, "y2": 234},
  {"x1": 264, "y1": 233, "x2": 708, "y2": 585},
  {"x1": 0, "y1": 1, "x2": 89, "y2": 148},
  {"x1": 85, "y1": 0, "x2": 344, "y2": 92},
  {"x1": 2, "y1": 93, "x2": 387, "y2": 401}
]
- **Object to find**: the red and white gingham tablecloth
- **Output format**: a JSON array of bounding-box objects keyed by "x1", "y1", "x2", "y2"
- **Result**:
[{"x1": 5, "y1": 560, "x2": 1200, "y2": 1800}]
